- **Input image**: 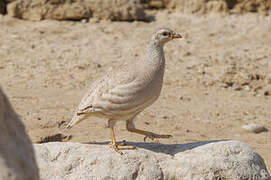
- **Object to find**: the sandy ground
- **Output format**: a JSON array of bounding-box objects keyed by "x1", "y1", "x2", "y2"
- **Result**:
[{"x1": 0, "y1": 11, "x2": 271, "y2": 171}]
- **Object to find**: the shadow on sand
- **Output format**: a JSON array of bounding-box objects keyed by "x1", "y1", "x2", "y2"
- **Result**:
[{"x1": 82, "y1": 139, "x2": 229, "y2": 155}]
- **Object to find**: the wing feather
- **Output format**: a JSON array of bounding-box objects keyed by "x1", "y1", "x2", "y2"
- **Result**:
[{"x1": 73, "y1": 62, "x2": 155, "y2": 118}]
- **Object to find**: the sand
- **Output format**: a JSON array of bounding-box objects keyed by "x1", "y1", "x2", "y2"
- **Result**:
[{"x1": 0, "y1": 11, "x2": 270, "y2": 171}]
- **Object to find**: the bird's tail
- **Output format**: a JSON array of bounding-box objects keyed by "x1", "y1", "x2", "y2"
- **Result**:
[{"x1": 66, "y1": 113, "x2": 87, "y2": 129}]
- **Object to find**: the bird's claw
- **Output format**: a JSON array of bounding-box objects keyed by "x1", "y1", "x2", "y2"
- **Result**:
[
  {"x1": 113, "y1": 145, "x2": 123, "y2": 155},
  {"x1": 143, "y1": 135, "x2": 157, "y2": 142},
  {"x1": 110, "y1": 140, "x2": 136, "y2": 155}
]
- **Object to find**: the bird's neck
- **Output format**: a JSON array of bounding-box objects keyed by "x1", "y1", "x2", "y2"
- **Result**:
[{"x1": 146, "y1": 42, "x2": 165, "y2": 70}]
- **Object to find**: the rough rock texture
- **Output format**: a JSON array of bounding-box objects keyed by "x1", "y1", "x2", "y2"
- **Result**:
[
  {"x1": 4, "y1": 0, "x2": 271, "y2": 17},
  {"x1": 0, "y1": 0, "x2": 5, "y2": 14},
  {"x1": 7, "y1": 0, "x2": 146, "y2": 21},
  {"x1": 233, "y1": 0, "x2": 271, "y2": 15},
  {"x1": 0, "y1": 87, "x2": 39, "y2": 180},
  {"x1": 213, "y1": 62, "x2": 270, "y2": 93},
  {"x1": 166, "y1": 0, "x2": 228, "y2": 13},
  {"x1": 139, "y1": 0, "x2": 169, "y2": 8},
  {"x1": 35, "y1": 140, "x2": 270, "y2": 180},
  {"x1": 167, "y1": 0, "x2": 271, "y2": 14}
]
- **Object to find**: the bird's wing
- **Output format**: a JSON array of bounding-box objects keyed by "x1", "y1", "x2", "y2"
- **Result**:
[
  {"x1": 76, "y1": 67, "x2": 153, "y2": 117},
  {"x1": 67, "y1": 65, "x2": 149, "y2": 129}
]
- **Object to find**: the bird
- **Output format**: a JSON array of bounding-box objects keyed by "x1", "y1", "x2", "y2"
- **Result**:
[{"x1": 66, "y1": 28, "x2": 182, "y2": 154}]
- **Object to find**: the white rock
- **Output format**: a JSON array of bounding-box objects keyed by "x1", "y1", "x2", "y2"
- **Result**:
[
  {"x1": 0, "y1": 87, "x2": 39, "y2": 180},
  {"x1": 242, "y1": 123, "x2": 268, "y2": 133},
  {"x1": 80, "y1": 19, "x2": 87, "y2": 23},
  {"x1": 34, "y1": 140, "x2": 270, "y2": 180}
]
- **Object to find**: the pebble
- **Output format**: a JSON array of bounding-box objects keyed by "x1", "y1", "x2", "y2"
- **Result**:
[
  {"x1": 242, "y1": 123, "x2": 268, "y2": 133},
  {"x1": 263, "y1": 84, "x2": 271, "y2": 96},
  {"x1": 243, "y1": 85, "x2": 250, "y2": 91},
  {"x1": 144, "y1": 121, "x2": 150, "y2": 125},
  {"x1": 80, "y1": 19, "x2": 88, "y2": 23}
]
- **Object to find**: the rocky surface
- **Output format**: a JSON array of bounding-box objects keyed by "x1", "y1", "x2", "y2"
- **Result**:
[
  {"x1": 7, "y1": 0, "x2": 146, "y2": 21},
  {"x1": 34, "y1": 140, "x2": 270, "y2": 180},
  {"x1": 2, "y1": 0, "x2": 271, "y2": 19},
  {"x1": 139, "y1": 0, "x2": 168, "y2": 8},
  {"x1": 167, "y1": 0, "x2": 271, "y2": 14},
  {"x1": 166, "y1": 0, "x2": 228, "y2": 14},
  {"x1": 0, "y1": 87, "x2": 39, "y2": 180}
]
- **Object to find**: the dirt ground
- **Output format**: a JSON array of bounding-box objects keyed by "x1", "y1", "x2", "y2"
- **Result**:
[{"x1": 0, "y1": 11, "x2": 270, "y2": 171}]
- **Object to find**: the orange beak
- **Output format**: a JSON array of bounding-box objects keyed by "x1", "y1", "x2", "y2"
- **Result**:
[{"x1": 172, "y1": 32, "x2": 182, "y2": 39}]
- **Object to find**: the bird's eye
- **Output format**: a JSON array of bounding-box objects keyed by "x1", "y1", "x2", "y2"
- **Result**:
[{"x1": 162, "y1": 32, "x2": 169, "y2": 36}]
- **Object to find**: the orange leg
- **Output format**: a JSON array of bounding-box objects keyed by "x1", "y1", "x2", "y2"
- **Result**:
[
  {"x1": 126, "y1": 120, "x2": 172, "y2": 142},
  {"x1": 110, "y1": 127, "x2": 136, "y2": 155}
]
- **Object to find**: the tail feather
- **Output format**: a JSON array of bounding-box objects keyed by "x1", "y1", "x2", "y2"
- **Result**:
[{"x1": 66, "y1": 113, "x2": 87, "y2": 129}]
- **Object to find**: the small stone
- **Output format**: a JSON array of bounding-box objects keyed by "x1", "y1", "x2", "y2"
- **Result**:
[
  {"x1": 184, "y1": 51, "x2": 191, "y2": 56},
  {"x1": 232, "y1": 84, "x2": 242, "y2": 91},
  {"x1": 36, "y1": 133, "x2": 72, "y2": 143},
  {"x1": 242, "y1": 123, "x2": 268, "y2": 133},
  {"x1": 77, "y1": 65, "x2": 86, "y2": 70},
  {"x1": 179, "y1": 96, "x2": 191, "y2": 101},
  {"x1": 81, "y1": 19, "x2": 87, "y2": 23},
  {"x1": 243, "y1": 85, "x2": 250, "y2": 91},
  {"x1": 149, "y1": 0, "x2": 164, "y2": 8},
  {"x1": 263, "y1": 85, "x2": 271, "y2": 96}
]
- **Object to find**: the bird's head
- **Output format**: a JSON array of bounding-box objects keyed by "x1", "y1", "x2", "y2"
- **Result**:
[{"x1": 151, "y1": 28, "x2": 182, "y2": 46}]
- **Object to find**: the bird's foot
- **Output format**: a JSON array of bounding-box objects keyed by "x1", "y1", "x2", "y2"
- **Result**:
[
  {"x1": 143, "y1": 132, "x2": 172, "y2": 142},
  {"x1": 112, "y1": 144, "x2": 136, "y2": 155},
  {"x1": 110, "y1": 140, "x2": 136, "y2": 155}
]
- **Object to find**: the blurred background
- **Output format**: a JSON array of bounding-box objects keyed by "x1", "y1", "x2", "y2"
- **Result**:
[{"x1": 0, "y1": 0, "x2": 270, "y2": 171}]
